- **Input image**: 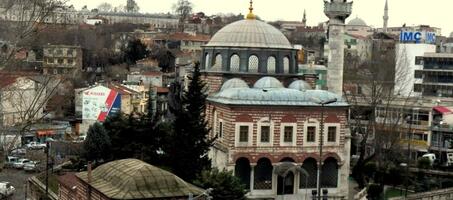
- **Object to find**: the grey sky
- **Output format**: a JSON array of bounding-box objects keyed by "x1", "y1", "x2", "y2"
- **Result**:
[{"x1": 69, "y1": 0, "x2": 452, "y2": 36}]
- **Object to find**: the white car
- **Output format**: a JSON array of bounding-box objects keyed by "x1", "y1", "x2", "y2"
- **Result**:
[
  {"x1": 0, "y1": 182, "x2": 15, "y2": 197},
  {"x1": 26, "y1": 142, "x2": 47, "y2": 149},
  {"x1": 13, "y1": 159, "x2": 30, "y2": 169},
  {"x1": 24, "y1": 161, "x2": 41, "y2": 172}
]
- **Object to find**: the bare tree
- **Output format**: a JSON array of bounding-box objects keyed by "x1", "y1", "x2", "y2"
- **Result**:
[
  {"x1": 344, "y1": 35, "x2": 415, "y2": 188},
  {"x1": 0, "y1": 0, "x2": 67, "y2": 68},
  {"x1": 97, "y1": 2, "x2": 112, "y2": 13},
  {"x1": 173, "y1": 0, "x2": 193, "y2": 32}
]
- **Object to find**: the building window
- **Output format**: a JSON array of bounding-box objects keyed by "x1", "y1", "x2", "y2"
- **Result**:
[
  {"x1": 213, "y1": 54, "x2": 222, "y2": 69},
  {"x1": 239, "y1": 126, "x2": 249, "y2": 142},
  {"x1": 267, "y1": 56, "x2": 276, "y2": 74},
  {"x1": 67, "y1": 49, "x2": 74, "y2": 56},
  {"x1": 57, "y1": 59, "x2": 63, "y2": 64},
  {"x1": 284, "y1": 126, "x2": 293, "y2": 143},
  {"x1": 260, "y1": 126, "x2": 270, "y2": 143},
  {"x1": 248, "y1": 55, "x2": 259, "y2": 73},
  {"x1": 230, "y1": 54, "x2": 240, "y2": 72},
  {"x1": 218, "y1": 121, "x2": 223, "y2": 138},
  {"x1": 205, "y1": 53, "x2": 210, "y2": 69},
  {"x1": 307, "y1": 126, "x2": 316, "y2": 142},
  {"x1": 68, "y1": 59, "x2": 74, "y2": 65},
  {"x1": 283, "y1": 56, "x2": 290, "y2": 73},
  {"x1": 327, "y1": 126, "x2": 337, "y2": 142},
  {"x1": 56, "y1": 49, "x2": 63, "y2": 55}
]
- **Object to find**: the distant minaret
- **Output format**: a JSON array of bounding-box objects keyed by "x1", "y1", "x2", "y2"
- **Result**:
[
  {"x1": 302, "y1": 9, "x2": 307, "y2": 26},
  {"x1": 324, "y1": 0, "x2": 353, "y2": 96},
  {"x1": 383, "y1": 0, "x2": 389, "y2": 33}
]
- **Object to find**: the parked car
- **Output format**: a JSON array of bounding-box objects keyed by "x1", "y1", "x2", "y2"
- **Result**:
[
  {"x1": 12, "y1": 159, "x2": 30, "y2": 169},
  {"x1": 11, "y1": 148, "x2": 26, "y2": 155},
  {"x1": 422, "y1": 153, "x2": 436, "y2": 166},
  {"x1": 24, "y1": 161, "x2": 41, "y2": 172},
  {"x1": 4, "y1": 156, "x2": 18, "y2": 168},
  {"x1": 26, "y1": 142, "x2": 47, "y2": 150},
  {"x1": 0, "y1": 182, "x2": 15, "y2": 197}
]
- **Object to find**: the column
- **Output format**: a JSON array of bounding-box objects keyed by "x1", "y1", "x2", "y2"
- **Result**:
[{"x1": 250, "y1": 164, "x2": 255, "y2": 194}]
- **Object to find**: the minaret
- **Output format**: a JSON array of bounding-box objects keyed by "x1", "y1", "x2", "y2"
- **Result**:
[
  {"x1": 302, "y1": 9, "x2": 307, "y2": 26},
  {"x1": 383, "y1": 0, "x2": 389, "y2": 33},
  {"x1": 324, "y1": 0, "x2": 353, "y2": 96}
]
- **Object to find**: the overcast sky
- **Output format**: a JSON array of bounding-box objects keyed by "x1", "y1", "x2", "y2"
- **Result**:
[{"x1": 69, "y1": 0, "x2": 452, "y2": 36}]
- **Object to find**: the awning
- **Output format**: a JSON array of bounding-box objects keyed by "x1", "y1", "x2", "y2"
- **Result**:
[
  {"x1": 433, "y1": 106, "x2": 452, "y2": 114},
  {"x1": 37, "y1": 130, "x2": 55, "y2": 137}
]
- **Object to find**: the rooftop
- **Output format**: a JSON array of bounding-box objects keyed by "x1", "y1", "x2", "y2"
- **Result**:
[
  {"x1": 76, "y1": 159, "x2": 203, "y2": 199},
  {"x1": 205, "y1": 19, "x2": 293, "y2": 49},
  {"x1": 208, "y1": 77, "x2": 347, "y2": 107}
]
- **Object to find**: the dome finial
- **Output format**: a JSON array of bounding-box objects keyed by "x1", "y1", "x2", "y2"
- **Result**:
[{"x1": 246, "y1": 0, "x2": 256, "y2": 20}]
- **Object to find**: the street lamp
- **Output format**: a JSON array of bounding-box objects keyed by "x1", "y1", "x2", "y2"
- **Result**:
[{"x1": 311, "y1": 97, "x2": 337, "y2": 200}]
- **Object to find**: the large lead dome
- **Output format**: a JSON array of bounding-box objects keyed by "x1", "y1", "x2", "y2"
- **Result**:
[{"x1": 205, "y1": 19, "x2": 293, "y2": 49}]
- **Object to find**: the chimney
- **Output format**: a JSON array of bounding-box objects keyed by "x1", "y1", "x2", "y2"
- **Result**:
[
  {"x1": 87, "y1": 162, "x2": 92, "y2": 183},
  {"x1": 302, "y1": 62, "x2": 319, "y2": 90}
]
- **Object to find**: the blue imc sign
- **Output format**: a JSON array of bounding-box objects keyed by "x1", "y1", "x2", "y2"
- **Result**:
[{"x1": 400, "y1": 31, "x2": 436, "y2": 44}]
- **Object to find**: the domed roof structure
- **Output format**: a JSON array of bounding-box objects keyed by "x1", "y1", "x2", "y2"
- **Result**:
[
  {"x1": 208, "y1": 78, "x2": 347, "y2": 106},
  {"x1": 220, "y1": 78, "x2": 249, "y2": 91},
  {"x1": 347, "y1": 17, "x2": 368, "y2": 26},
  {"x1": 205, "y1": 19, "x2": 293, "y2": 49},
  {"x1": 253, "y1": 76, "x2": 284, "y2": 89},
  {"x1": 76, "y1": 159, "x2": 203, "y2": 199},
  {"x1": 289, "y1": 80, "x2": 312, "y2": 91}
]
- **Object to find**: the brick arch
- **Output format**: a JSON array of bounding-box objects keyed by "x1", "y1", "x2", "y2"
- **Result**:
[
  {"x1": 322, "y1": 152, "x2": 342, "y2": 163},
  {"x1": 281, "y1": 114, "x2": 297, "y2": 123},
  {"x1": 236, "y1": 114, "x2": 253, "y2": 122},
  {"x1": 301, "y1": 153, "x2": 320, "y2": 163},
  {"x1": 234, "y1": 154, "x2": 253, "y2": 163}
]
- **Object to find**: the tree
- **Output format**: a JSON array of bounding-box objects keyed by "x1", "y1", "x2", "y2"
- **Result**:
[
  {"x1": 173, "y1": 0, "x2": 193, "y2": 31},
  {"x1": 164, "y1": 62, "x2": 213, "y2": 181},
  {"x1": 126, "y1": 0, "x2": 139, "y2": 13},
  {"x1": 194, "y1": 169, "x2": 247, "y2": 200},
  {"x1": 83, "y1": 123, "x2": 111, "y2": 162},
  {"x1": 97, "y1": 2, "x2": 113, "y2": 12},
  {"x1": 344, "y1": 33, "x2": 415, "y2": 188},
  {"x1": 102, "y1": 113, "x2": 163, "y2": 165},
  {"x1": 0, "y1": 0, "x2": 67, "y2": 68},
  {"x1": 123, "y1": 39, "x2": 148, "y2": 65}
]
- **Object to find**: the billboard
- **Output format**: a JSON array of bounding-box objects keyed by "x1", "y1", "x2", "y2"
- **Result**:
[
  {"x1": 400, "y1": 31, "x2": 436, "y2": 44},
  {"x1": 82, "y1": 86, "x2": 121, "y2": 122}
]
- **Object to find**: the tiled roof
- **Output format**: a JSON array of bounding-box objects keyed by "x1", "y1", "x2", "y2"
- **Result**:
[
  {"x1": 76, "y1": 159, "x2": 203, "y2": 199},
  {"x1": 57, "y1": 172, "x2": 78, "y2": 189},
  {"x1": 154, "y1": 32, "x2": 211, "y2": 42}
]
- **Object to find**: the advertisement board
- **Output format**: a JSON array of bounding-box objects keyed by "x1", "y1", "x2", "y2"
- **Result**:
[
  {"x1": 82, "y1": 86, "x2": 121, "y2": 122},
  {"x1": 400, "y1": 31, "x2": 436, "y2": 44}
]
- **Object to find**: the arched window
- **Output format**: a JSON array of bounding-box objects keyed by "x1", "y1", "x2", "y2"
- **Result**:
[
  {"x1": 283, "y1": 56, "x2": 290, "y2": 73},
  {"x1": 205, "y1": 53, "x2": 210, "y2": 69},
  {"x1": 213, "y1": 54, "x2": 222, "y2": 70},
  {"x1": 235, "y1": 158, "x2": 251, "y2": 189},
  {"x1": 254, "y1": 158, "x2": 273, "y2": 190},
  {"x1": 321, "y1": 158, "x2": 339, "y2": 188},
  {"x1": 230, "y1": 54, "x2": 240, "y2": 72},
  {"x1": 248, "y1": 55, "x2": 259, "y2": 73},
  {"x1": 300, "y1": 158, "x2": 317, "y2": 188},
  {"x1": 267, "y1": 56, "x2": 276, "y2": 74}
]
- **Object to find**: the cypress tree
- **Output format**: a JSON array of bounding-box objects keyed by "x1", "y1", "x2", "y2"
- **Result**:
[
  {"x1": 83, "y1": 122, "x2": 111, "y2": 162},
  {"x1": 166, "y1": 62, "x2": 213, "y2": 181}
]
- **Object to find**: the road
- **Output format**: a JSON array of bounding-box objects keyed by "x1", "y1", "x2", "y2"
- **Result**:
[{"x1": 0, "y1": 168, "x2": 36, "y2": 200}]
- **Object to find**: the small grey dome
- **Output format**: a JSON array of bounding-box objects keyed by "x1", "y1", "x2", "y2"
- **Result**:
[
  {"x1": 347, "y1": 17, "x2": 367, "y2": 26},
  {"x1": 205, "y1": 19, "x2": 293, "y2": 49},
  {"x1": 289, "y1": 80, "x2": 312, "y2": 91},
  {"x1": 220, "y1": 78, "x2": 249, "y2": 91},
  {"x1": 253, "y1": 77, "x2": 284, "y2": 89}
]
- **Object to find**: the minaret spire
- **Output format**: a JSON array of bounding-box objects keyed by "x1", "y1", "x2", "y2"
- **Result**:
[
  {"x1": 302, "y1": 9, "x2": 307, "y2": 26},
  {"x1": 383, "y1": 0, "x2": 389, "y2": 33}
]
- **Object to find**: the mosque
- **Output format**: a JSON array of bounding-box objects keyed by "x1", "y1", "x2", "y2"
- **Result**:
[{"x1": 201, "y1": 1, "x2": 352, "y2": 199}]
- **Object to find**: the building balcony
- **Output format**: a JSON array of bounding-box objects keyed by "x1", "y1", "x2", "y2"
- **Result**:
[{"x1": 324, "y1": 1, "x2": 353, "y2": 17}]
